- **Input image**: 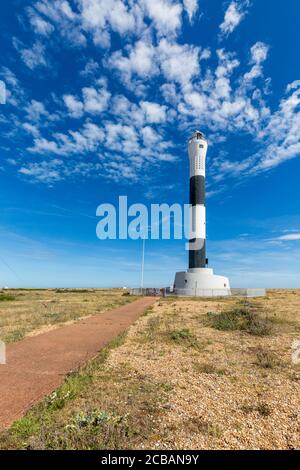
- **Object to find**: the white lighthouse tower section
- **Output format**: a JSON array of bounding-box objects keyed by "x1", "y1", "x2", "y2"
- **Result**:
[
  {"x1": 173, "y1": 130, "x2": 231, "y2": 297},
  {"x1": 188, "y1": 133, "x2": 207, "y2": 178},
  {"x1": 188, "y1": 133, "x2": 207, "y2": 243},
  {"x1": 190, "y1": 205, "x2": 206, "y2": 240}
]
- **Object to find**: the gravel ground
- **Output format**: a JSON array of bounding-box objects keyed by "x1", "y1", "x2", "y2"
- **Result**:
[{"x1": 107, "y1": 290, "x2": 300, "y2": 449}]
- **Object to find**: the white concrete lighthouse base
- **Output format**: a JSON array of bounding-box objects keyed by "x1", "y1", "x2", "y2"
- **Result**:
[{"x1": 173, "y1": 268, "x2": 231, "y2": 297}]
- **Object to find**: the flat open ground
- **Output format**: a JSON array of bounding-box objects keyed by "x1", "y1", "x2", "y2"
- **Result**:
[
  {"x1": 1, "y1": 289, "x2": 300, "y2": 450},
  {"x1": 0, "y1": 288, "x2": 136, "y2": 343},
  {"x1": 0, "y1": 296, "x2": 155, "y2": 431}
]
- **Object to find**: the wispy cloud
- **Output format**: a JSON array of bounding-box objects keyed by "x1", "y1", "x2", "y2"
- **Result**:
[
  {"x1": 183, "y1": 0, "x2": 198, "y2": 22},
  {"x1": 274, "y1": 233, "x2": 300, "y2": 241},
  {"x1": 19, "y1": 160, "x2": 63, "y2": 184},
  {"x1": 13, "y1": 39, "x2": 48, "y2": 70},
  {"x1": 0, "y1": 0, "x2": 299, "y2": 190},
  {"x1": 27, "y1": 7, "x2": 55, "y2": 36},
  {"x1": 219, "y1": 1, "x2": 249, "y2": 36}
]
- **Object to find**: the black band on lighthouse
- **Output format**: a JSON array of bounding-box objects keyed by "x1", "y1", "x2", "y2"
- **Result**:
[
  {"x1": 189, "y1": 173, "x2": 206, "y2": 268},
  {"x1": 189, "y1": 175, "x2": 205, "y2": 206},
  {"x1": 189, "y1": 238, "x2": 206, "y2": 268}
]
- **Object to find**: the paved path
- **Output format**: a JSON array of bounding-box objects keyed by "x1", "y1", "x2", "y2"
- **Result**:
[{"x1": 0, "y1": 297, "x2": 156, "y2": 431}]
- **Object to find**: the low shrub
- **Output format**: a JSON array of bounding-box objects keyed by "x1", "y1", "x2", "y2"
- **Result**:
[
  {"x1": 205, "y1": 305, "x2": 273, "y2": 336},
  {"x1": 168, "y1": 328, "x2": 200, "y2": 349},
  {"x1": 0, "y1": 293, "x2": 16, "y2": 302},
  {"x1": 241, "y1": 402, "x2": 272, "y2": 417},
  {"x1": 255, "y1": 350, "x2": 280, "y2": 369},
  {"x1": 194, "y1": 362, "x2": 227, "y2": 375}
]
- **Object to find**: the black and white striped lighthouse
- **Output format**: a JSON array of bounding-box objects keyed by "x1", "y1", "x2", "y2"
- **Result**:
[
  {"x1": 173, "y1": 130, "x2": 231, "y2": 296},
  {"x1": 188, "y1": 130, "x2": 207, "y2": 269}
]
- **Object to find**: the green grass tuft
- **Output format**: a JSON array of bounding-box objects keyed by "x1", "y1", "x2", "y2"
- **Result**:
[
  {"x1": 0, "y1": 293, "x2": 16, "y2": 302},
  {"x1": 168, "y1": 328, "x2": 200, "y2": 349},
  {"x1": 3, "y1": 329, "x2": 25, "y2": 343},
  {"x1": 205, "y1": 305, "x2": 273, "y2": 336}
]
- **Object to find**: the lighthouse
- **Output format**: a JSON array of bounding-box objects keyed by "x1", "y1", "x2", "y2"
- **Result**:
[
  {"x1": 173, "y1": 131, "x2": 231, "y2": 297},
  {"x1": 188, "y1": 130, "x2": 207, "y2": 269}
]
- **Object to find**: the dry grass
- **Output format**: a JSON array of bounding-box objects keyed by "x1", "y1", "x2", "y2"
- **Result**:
[
  {"x1": 1, "y1": 288, "x2": 300, "y2": 449},
  {"x1": 0, "y1": 289, "x2": 136, "y2": 343}
]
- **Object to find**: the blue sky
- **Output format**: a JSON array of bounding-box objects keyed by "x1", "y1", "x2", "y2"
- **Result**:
[{"x1": 0, "y1": 0, "x2": 299, "y2": 288}]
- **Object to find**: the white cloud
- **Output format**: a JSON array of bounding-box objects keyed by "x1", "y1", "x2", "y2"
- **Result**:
[
  {"x1": 25, "y1": 100, "x2": 49, "y2": 121},
  {"x1": 0, "y1": 67, "x2": 24, "y2": 107},
  {"x1": 80, "y1": 59, "x2": 100, "y2": 78},
  {"x1": 0, "y1": 67, "x2": 18, "y2": 88},
  {"x1": 102, "y1": 160, "x2": 138, "y2": 181},
  {"x1": 275, "y1": 234, "x2": 300, "y2": 241},
  {"x1": 35, "y1": 0, "x2": 73, "y2": 21},
  {"x1": 82, "y1": 86, "x2": 110, "y2": 114},
  {"x1": 109, "y1": 95, "x2": 143, "y2": 126},
  {"x1": 105, "y1": 123, "x2": 140, "y2": 154},
  {"x1": 160, "y1": 83, "x2": 180, "y2": 105},
  {"x1": 182, "y1": 91, "x2": 207, "y2": 112},
  {"x1": 19, "y1": 160, "x2": 63, "y2": 183},
  {"x1": 287, "y1": 80, "x2": 300, "y2": 92},
  {"x1": 183, "y1": 0, "x2": 198, "y2": 22},
  {"x1": 23, "y1": 37, "x2": 284, "y2": 187},
  {"x1": 107, "y1": 0, "x2": 136, "y2": 34},
  {"x1": 78, "y1": 0, "x2": 141, "y2": 46},
  {"x1": 23, "y1": 123, "x2": 40, "y2": 137},
  {"x1": 26, "y1": 159, "x2": 103, "y2": 183},
  {"x1": 243, "y1": 65, "x2": 262, "y2": 82},
  {"x1": 178, "y1": 48, "x2": 262, "y2": 133},
  {"x1": 25, "y1": 87, "x2": 176, "y2": 184},
  {"x1": 108, "y1": 39, "x2": 157, "y2": 83},
  {"x1": 109, "y1": 37, "x2": 202, "y2": 89},
  {"x1": 109, "y1": 94, "x2": 171, "y2": 127},
  {"x1": 16, "y1": 40, "x2": 48, "y2": 69},
  {"x1": 63, "y1": 94, "x2": 84, "y2": 118},
  {"x1": 30, "y1": 0, "x2": 188, "y2": 49},
  {"x1": 27, "y1": 9, "x2": 54, "y2": 35},
  {"x1": 250, "y1": 42, "x2": 269, "y2": 64},
  {"x1": 141, "y1": 126, "x2": 161, "y2": 144},
  {"x1": 203, "y1": 78, "x2": 300, "y2": 184},
  {"x1": 60, "y1": 0, "x2": 76, "y2": 19},
  {"x1": 35, "y1": 0, "x2": 87, "y2": 46},
  {"x1": 78, "y1": 0, "x2": 113, "y2": 30},
  {"x1": 7, "y1": 1, "x2": 299, "y2": 190},
  {"x1": 220, "y1": 1, "x2": 247, "y2": 35},
  {"x1": 242, "y1": 42, "x2": 269, "y2": 83},
  {"x1": 29, "y1": 121, "x2": 105, "y2": 156},
  {"x1": 143, "y1": 0, "x2": 182, "y2": 35},
  {"x1": 140, "y1": 101, "x2": 167, "y2": 123},
  {"x1": 158, "y1": 38, "x2": 201, "y2": 86},
  {"x1": 63, "y1": 83, "x2": 111, "y2": 118},
  {"x1": 254, "y1": 84, "x2": 300, "y2": 171}
]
